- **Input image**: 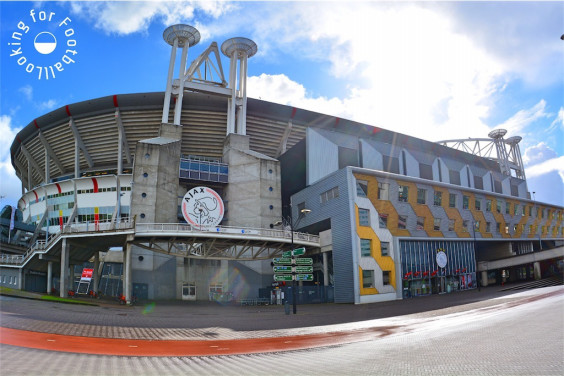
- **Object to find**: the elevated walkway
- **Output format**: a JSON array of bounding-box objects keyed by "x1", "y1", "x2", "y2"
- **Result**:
[{"x1": 0, "y1": 221, "x2": 320, "y2": 269}]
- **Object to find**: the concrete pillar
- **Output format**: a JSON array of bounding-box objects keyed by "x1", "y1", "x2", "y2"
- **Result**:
[
  {"x1": 92, "y1": 252, "x2": 99, "y2": 294},
  {"x1": 533, "y1": 262, "x2": 541, "y2": 280},
  {"x1": 481, "y1": 270, "x2": 488, "y2": 287},
  {"x1": 18, "y1": 269, "x2": 24, "y2": 290},
  {"x1": 47, "y1": 261, "x2": 53, "y2": 294},
  {"x1": 323, "y1": 252, "x2": 329, "y2": 286},
  {"x1": 124, "y1": 243, "x2": 132, "y2": 304},
  {"x1": 59, "y1": 238, "x2": 69, "y2": 297},
  {"x1": 68, "y1": 264, "x2": 74, "y2": 293}
]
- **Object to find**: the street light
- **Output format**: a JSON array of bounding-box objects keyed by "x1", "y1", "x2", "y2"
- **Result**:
[{"x1": 273, "y1": 207, "x2": 311, "y2": 314}]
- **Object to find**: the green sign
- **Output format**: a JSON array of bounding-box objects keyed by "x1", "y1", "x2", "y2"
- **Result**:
[
  {"x1": 292, "y1": 247, "x2": 306, "y2": 256},
  {"x1": 295, "y1": 274, "x2": 313, "y2": 281},
  {"x1": 274, "y1": 274, "x2": 293, "y2": 282},
  {"x1": 282, "y1": 250, "x2": 292, "y2": 258},
  {"x1": 295, "y1": 258, "x2": 313, "y2": 265},
  {"x1": 295, "y1": 266, "x2": 313, "y2": 273},
  {"x1": 273, "y1": 257, "x2": 292, "y2": 265},
  {"x1": 273, "y1": 266, "x2": 292, "y2": 273}
]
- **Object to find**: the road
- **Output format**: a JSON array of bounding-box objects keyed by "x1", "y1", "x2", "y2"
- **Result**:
[{"x1": 1, "y1": 287, "x2": 562, "y2": 375}]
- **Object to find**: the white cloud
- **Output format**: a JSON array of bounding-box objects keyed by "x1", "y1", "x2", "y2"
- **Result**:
[
  {"x1": 526, "y1": 156, "x2": 564, "y2": 183},
  {"x1": 496, "y1": 100, "x2": 551, "y2": 137},
  {"x1": 523, "y1": 142, "x2": 558, "y2": 166},
  {"x1": 18, "y1": 85, "x2": 33, "y2": 101},
  {"x1": 0, "y1": 115, "x2": 23, "y2": 208},
  {"x1": 36, "y1": 99, "x2": 59, "y2": 111},
  {"x1": 69, "y1": 1, "x2": 231, "y2": 36},
  {"x1": 548, "y1": 107, "x2": 564, "y2": 133}
]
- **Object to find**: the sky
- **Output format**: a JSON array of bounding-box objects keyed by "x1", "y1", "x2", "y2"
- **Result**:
[{"x1": 1, "y1": 0, "x2": 563, "y2": 209}]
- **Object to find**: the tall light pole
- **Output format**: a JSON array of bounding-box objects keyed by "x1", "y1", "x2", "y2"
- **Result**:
[{"x1": 274, "y1": 207, "x2": 311, "y2": 314}]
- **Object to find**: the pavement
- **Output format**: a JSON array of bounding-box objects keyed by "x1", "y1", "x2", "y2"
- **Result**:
[{"x1": 1, "y1": 281, "x2": 563, "y2": 356}]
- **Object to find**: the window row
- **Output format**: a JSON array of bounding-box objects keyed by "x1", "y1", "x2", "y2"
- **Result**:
[
  {"x1": 359, "y1": 207, "x2": 564, "y2": 235},
  {"x1": 360, "y1": 239, "x2": 390, "y2": 257},
  {"x1": 356, "y1": 179, "x2": 562, "y2": 221},
  {"x1": 320, "y1": 186, "x2": 339, "y2": 204},
  {"x1": 362, "y1": 269, "x2": 391, "y2": 289}
]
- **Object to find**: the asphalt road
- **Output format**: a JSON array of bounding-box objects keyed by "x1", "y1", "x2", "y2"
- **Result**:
[{"x1": 1, "y1": 286, "x2": 563, "y2": 375}]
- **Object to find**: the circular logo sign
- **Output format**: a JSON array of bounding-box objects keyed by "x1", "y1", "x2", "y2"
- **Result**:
[
  {"x1": 181, "y1": 186, "x2": 224, "y2": 230},
  {"x1": 436, "y1": 249, "x2": 448, "y2": 268},
  {"x1": 8, "y1": 8, "x2": 78, "y2": 80}
]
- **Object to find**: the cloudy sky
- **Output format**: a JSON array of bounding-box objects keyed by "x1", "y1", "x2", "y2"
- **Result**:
[{"x1": 1, "y1": 0, "x2": 563, "y2": 208}]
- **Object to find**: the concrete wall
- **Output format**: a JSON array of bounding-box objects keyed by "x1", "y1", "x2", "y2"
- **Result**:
[{"x1": 222, "y1": 134, "x2": 281, "y2": 228}]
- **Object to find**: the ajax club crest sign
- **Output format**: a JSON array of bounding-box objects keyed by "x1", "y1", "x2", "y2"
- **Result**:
[{"x1": 181, "y1": 186, "x2": 224, "y2": 230}]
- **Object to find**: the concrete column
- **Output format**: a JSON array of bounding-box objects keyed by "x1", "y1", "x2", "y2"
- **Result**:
[
  {"x1": 323, "y1": 252, "x2": 329, "y2": 286},
  {"x1": 59, "y1": 238, "x2": 69, "y2": 297},
  {"x1": 481, "y1": 270, "x2": 488, "y2": 287},
  {"x1": 47, "y1": 261, "x2": 53, "y2": 294},
  {"x1": 533, "y1": 261, "x2": 541, "y2": 280},
  {"x1": 45, "y1": 149, "x2": 50, "y2": 183},
  {"x1": 162, "y1": 38, "x2": 178, "y2": 124},
  {"x1": 68, "y1": 263, "x2": 74, "y2": 293},
  {"x1": 124, "y1": 243, "x2": 132, "y2": 304},
  {"x1": 92, "y1": 252, "x2": 99, "y2": 294},
  {"x1": 18, "y1": 268, "x2": 24, "y2": 290},
  {"x1": 74, "y1": 139, "x2": 80, "y2": 178}
]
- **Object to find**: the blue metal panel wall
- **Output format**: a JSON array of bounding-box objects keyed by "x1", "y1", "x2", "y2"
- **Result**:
[{"x1": 292, "y1": 168, "x2": 355, "y2": 303}]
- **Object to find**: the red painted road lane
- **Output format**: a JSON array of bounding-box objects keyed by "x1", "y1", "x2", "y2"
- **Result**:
[{"x1": 0, "y1": 326, "x2": 399, "y2": 356}]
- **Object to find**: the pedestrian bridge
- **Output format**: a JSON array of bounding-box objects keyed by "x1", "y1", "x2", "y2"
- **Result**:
[{"x1": 0, "y1": 220, "x2": 321, "y2": 270}]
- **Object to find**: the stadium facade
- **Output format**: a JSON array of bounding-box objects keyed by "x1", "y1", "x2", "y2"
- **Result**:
[{"x1": 1, "y1": 25, "x2": 562, "y2": 304}]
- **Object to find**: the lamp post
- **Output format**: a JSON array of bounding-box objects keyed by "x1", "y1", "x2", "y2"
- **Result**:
[{"x1": 274, "y1": 206, "x2": 311, "y2": 314}]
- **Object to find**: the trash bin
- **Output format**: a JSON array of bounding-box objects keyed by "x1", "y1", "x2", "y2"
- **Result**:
[{"x1": 284, "y1": 300, "x2": 290, "y2": 315}]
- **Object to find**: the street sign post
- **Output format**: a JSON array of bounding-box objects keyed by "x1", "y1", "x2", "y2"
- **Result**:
[
  {"x1": 273, "y1": 257, "x2": 292, "y2": 265},
  {"x1": 295, "y1": 274, "x2": 313, "y2": 282},
  {"x1": 295, "y1": 258, "x2": 313, "y2": 265},
  {"x1": 294, "y1": 266, "x2": 313, "y2": 273},
  {"x1": 273, "y1": 266, "x2": 292, "y2": 273},
  {"x1": 292, "y1": 247, "x2": 306, "y2": 256},
  {"x1": 274, "y1": 274, "x2": 293, "y2": 282}
]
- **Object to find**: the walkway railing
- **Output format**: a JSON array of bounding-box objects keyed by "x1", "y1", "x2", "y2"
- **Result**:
[{"x1": 134, "y1": 223, "x2": 320, "y2": 244}]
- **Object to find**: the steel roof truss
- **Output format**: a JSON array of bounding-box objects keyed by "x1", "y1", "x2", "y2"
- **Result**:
[{"x1": 69, "y1": 118, "x2": 94, "y2": 168}]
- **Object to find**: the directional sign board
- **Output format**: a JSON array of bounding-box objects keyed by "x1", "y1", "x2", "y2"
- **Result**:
[
  {"x1": 274, "y1": 274, "x2": 293, "y2": 282},
  {"x1": 273, "y1": 266, "x2": 292, "y2": 273},
  {"x1": 295, "y1": 266, "x2": 313, "y2": 273},
  {"x1": 295, "y1": 274, "x2": 313, "y2": 282},
  {"x1": 273, "y1": 257, "x2": 292, "y2": 265},
  {"x1": 292, "y1": 247, "x2": 306, "y2": 256},
  {"x1": 282, "y1": 250, "x2": 292, "y2": 258},
  {"x1": 295, "y1": 258, "x2": 313, "y2": 265}
]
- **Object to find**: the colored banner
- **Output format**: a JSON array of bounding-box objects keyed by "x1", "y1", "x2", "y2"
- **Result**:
[
  {"x1": 80, "y1": 268, "x2": 94, "y2": 281},
  {"x1": 94, "y1": 207, "x2": 99, "y2": 230},
  {"x1": 59, "y1": 209, "x2": 63, "y2": 230}
]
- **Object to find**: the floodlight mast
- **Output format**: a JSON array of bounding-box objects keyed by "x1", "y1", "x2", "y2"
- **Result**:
[
  {"x1": 221, "y1": 38, "x2": 258, "y2": 136},
  {"x1": 161, "y1": 25, "x2": 201, "y2": 125}
]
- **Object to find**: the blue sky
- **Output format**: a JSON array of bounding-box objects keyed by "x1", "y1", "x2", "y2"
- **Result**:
[{"x1": 1, "y1": 1, "x2": 563, "y2": 209}]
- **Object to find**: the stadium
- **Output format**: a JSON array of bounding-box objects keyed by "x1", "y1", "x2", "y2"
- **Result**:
[{"x1": 1, "y1": 25, "x2": 562, "y2": 305}]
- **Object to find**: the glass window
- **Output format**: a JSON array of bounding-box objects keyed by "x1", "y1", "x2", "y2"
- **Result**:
[
  {"x1": 434, "y1": 191, "x2": 442, "y2": 206},
  {"x1": 416, "y1": 216, "x2": 425, "y2": 230},
  {"x1": 377, "y1": 183, "x2": 389, "y2": 200},
  {"x1": 359, "y1": 209, "x2": 370, "y2": 226},
  {"x1": 381, "y1": 242, "x2": 389, "y2": 256},
  {"x1": 449, "y1": 193, "x2": 456, "y2": 208},
  {"x1": 320, "y1": 187, "x2": 339, "y2": 204},
  {"x1": 433, "y1": 218, "x2": 441, "y2": 231},
  {"x1": 497, "y1": 222, "x2": 502, "y2": 233},
  {"x1": 362, "y1": 270, "x2": 375, "y2": 288},
  {"x1": 417, "y1": 188, "x2": 426, "y2": 204},
  {"x1": 383, "y1": 271, "x2": 391, "y2": 285},
  {"x1": 486, "y1": 222, "x2": 491, "y2": 233},
  {"x1": 514, "y1": 204, "x2": 519, "y2": 216},
  {"x1": 496, "y1": 200, "x2": 502, "y2": 213},
  {"x1": 398, "y1": 215, "x2": 407, "y2": 229},
  {"x1": 378, "y1": 214, "x2": 388, "y2": 228},
  {"x1": 463, "y1": 195, "x2": 469, "y2": 209},
  {"x1": 486, "y1": 199, "x2": 491, "y2": 212},
  {"x1": 356, "y1": 180, "x2": 368, "y2": 197},
  {"x1": 360, "y1": 239, "x2": 372, "y2": 257},
  {"x1": 505, "y1": 203, "x2": 510, "y2": 214},
  {"x1": 398, "y1": 185, "x2": 409, "y2": 202},
  {"x1": 462, "y1": 220, "x2": 469, "y2": 232},
  {"x1": 448, "y1": 219, "x2": 455, "y2": 231},
  {"x1": 475, "y1": 199, "x2": 481, "y2": 211}
]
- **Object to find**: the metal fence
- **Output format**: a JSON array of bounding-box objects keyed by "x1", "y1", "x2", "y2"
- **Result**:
[{"x1": 259, "y1": 286, "x2": 334, "y2": 305}]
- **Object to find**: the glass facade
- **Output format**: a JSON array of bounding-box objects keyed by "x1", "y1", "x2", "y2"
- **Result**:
[{"x1": 400, "y1": 240, "x2": 477, "y2": 298}]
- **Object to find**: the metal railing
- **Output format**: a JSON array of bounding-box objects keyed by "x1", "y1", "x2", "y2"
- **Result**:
[{"x1": 134, "y1": 223, "x2": 320, "y2": 244}]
